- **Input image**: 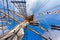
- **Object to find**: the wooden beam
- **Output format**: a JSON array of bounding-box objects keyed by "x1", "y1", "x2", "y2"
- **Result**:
[{"x1": 0, "y1": 10, "x2": 19, "y2": 23}]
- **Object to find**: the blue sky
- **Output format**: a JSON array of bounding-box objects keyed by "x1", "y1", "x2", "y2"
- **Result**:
[{"x1": 0, "y1": 0, "x2": 60, "y2": 40}]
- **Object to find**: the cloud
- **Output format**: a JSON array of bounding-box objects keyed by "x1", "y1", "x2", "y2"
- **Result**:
[
  {"x1": 26, "y1": 0, "x2": 38, "y2": 16},
  {"x1": 43, "y1": 29, "x2": 60, "y2": 40}
]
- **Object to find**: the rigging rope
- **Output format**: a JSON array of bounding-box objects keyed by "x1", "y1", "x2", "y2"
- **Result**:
[{"x1": 2, "y1": 0, "x2": 5, "y2": 35}]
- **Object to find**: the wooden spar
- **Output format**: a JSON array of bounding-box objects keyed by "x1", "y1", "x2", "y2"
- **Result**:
[
  {"x1": 0, "y1": 10, "x2": 19, "y2": 23},
  {"x1": 31, "y1": 19, "x2": 48, "y2": 32},
  {"x1": 0, "y1": 15, "x2": 48, "y2": 40},
  {"x1": 0, "y1": 9, "x2": 48, "y2": 40},
  {"x1": 0, "y1": 27, "x2": 6, "y2": 30},
  {"x1": 0, "y1": 8, "x2": 25, "y2": 19},
  {"x1": 0, "y1": 13, "x2": 11, "y2": 25},
  {"x1": 26, "y1": 27, "x2": 48, "y2": 40},
  {"x1": 0, "y1": 20, "x2": 48, "y2": 40},
  {"x1": 37, "y1": 26, "x2": 48, "y2": 32},
  {"x1": 0, "y1": 15, "x2": 6, "y2": 19},
  {"x1": 0, "y1": 20, "x2": 29, "y2": 40},
  {"x1": 7, "y1": 9, "x2": 24, "y2": 19}
]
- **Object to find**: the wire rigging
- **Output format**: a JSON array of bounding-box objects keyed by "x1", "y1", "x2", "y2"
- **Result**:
[{"x1": 2, "y1": 0, "x2": 5, "y2": 35}]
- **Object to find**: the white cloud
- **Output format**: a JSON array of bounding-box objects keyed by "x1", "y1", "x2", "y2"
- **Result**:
[
  {"x1": 44, "y1": 29, "x2": 60, "y2": 40},
  {"x1": 26, "y1": 0, "x2": 38, "y2": 16}
]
